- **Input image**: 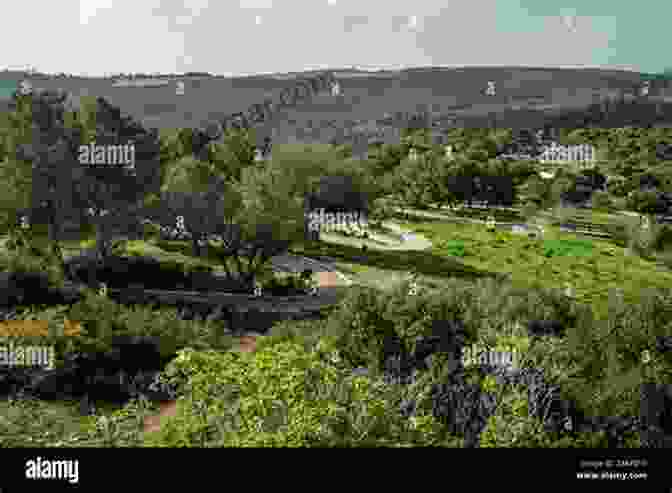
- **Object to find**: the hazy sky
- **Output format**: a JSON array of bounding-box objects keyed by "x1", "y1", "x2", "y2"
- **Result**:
[{"x1": 1, "y1": 0, "x2": 668, "y2": 76}]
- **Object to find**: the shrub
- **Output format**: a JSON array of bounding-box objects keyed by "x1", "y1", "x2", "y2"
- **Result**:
[
  {"x1": 258, "y1": 271, "x2": 316, "y2": 295},
  {"x1": 478, "y1": 386, "x2": 612, "y2": 447},
  {"x1": 602, "y1": 215, "x2": 640, "y2": 248},
  {"x1": 65, "y1": 254, "x2": 190, "y2": 289},
  {"x1": 0, "y1": 270, "x2": 68, "y2": 308},
  {"x1": 563, "y1": 288, "x2": 672, "y2": 418},
  {"x1": 323, "y1": 285, "x2": 398, "y2": 372},
  {"x1": 591, "y1": 190, "x2": 613, "y2": 211},
  {"x1": 610, "y1": 215, "x2": 672, "y2": 258},
  {"x1": 464, "y1": 278, "x2": 586, "y2": 344},
  {"x1": 59, "y1": 290, "x2": 233, "y2": 362},
  {"x1": 651, "y1": 223, "x2": 672, "y2": 252},
  {"x1": 145, "y1": 338, "x2": 460, "y2": 447},
  {"x1": 324, "y1": 281, "x2": 480, "y2": 378},
  {"x1": 1, "y1": 229, "x2": 66, "y2": 290},
  {"x1": 0, "y1": 396, "x2": 97, "y2": 447},
  {"x1": 626, "y1": 190, "x2": 670, "y2": 215}
]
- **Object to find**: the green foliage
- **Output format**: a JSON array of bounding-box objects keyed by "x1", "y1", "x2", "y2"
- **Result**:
[
  {"x1": 1, "y1": 227, "x2": 66, "y2": 287},
  {"x1": 323, "y1": 280, "x2": 483, "y2": 375},
  {"x1": 0, "y1": 396, "x2": 99, "y2": 447},
  {"x1": 158, "y1": 128, "x2": 187, "y2": 163},
  {"x1": 160, "y1": 155, "x2": 220, "y2": 194},
  {"x1": 5, "y1": 93, "x2": 672, "y2": 447},
  {"x1": 232, "y1": 163, "x2": 306, "y2": 243},
  {"x1": 563, "y1": 288, "x2": 672, "y2": 418},
  {"x1": 651, "y1": 223, "x2": 672, "y2": 251},
  {"x1": 542, "y1": 239, "x2": 593, "y2": 258},
  {"x1": 605, "y1": 215, "x2": 672, "y2": 258},
  {"x1": 591, "y1": 190, "x2": 613, "y2": 211},
  {"x1": 258, "y1": 271, "x2": 317, "y2": 294},
  {"x1": 519, "y1": 201, "x2": 540, "y2": 221},
  {"x1": 323, "y1": 285, "x2": 397, "y2": 371},
  {"x1": 60, "y1": 290, "x2": 232, "y2": 361},
  {"x1": 626, "y1": 189, "x2": 668, "y2": 214},
  {"x1": 439, "y1": 240, "x2": 466, "y2": 257},
  {"x1": 145, "y1": 338, "x2": 459, "y2": 447},
  {"x1": 479, "y1": 387, "x2": 614, "y2": 448}
]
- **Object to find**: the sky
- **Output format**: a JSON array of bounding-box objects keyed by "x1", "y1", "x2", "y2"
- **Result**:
[{"x1": 0, "y1": 0, "x2": 668, "y2": 77}]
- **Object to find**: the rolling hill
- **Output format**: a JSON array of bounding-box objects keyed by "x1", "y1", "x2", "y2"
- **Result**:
[{"x1": 2, "y1": 66, "x2": 671, "y2": 142}]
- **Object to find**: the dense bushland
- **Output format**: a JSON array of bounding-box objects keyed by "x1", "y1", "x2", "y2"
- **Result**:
[{"x1": 1, "y1": 83, "x2": 672, "y2": 447}]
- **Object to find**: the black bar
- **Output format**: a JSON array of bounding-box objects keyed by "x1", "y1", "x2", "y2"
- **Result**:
[{"x1": 0, "y1": 449, "x2": 666, "y2": 491}]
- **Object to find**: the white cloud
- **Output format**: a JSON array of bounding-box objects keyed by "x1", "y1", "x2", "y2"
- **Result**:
[
  {"x1": 239, "y1": 0, "x2": 274, "y2": 9},
  {"x1": 175, "y1": 15, "x2": 195, "y2": 26},
  {"x1": 188, "y1": 0, "x2": 211, "y2": 15},
  {"x1": 79, "y1": 0, "x2": 115, "y2": 25},
  {"x1": 0, "y1": 1, "x2": 649, "y2": 77},
  {"x1": 408, "y1": 15, "x2": 418, "y2": 30}
]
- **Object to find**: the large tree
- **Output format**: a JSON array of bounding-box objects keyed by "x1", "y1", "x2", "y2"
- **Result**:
[
  {"x1": 65, "y1": 96, "x2": 163, "y2": 261},
  {"x1": 13, "y1": 92, "x2": 164, "y2": 287},
  {"x1": 212, "y1": 163, "x2": 305, "y2": 288}
]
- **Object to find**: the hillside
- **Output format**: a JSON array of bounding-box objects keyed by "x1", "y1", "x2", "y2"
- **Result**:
[{"x1": 2, "y1": 66, "x2": 671, "y2": 141}]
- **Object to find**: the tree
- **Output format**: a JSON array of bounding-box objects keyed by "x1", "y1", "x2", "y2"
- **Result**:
[
  {"x1": 205, "y1": 128, "x2": 258, "y2": 182},
  {"x1": 72, "y1": 132, "x2": 161, "y2": 259},
  {"x1": 145, "y1": 184, "x2": 241, "y2": 258},
  {"x1": 450, "y1": 158, "x2": 484, "y2": 207},
  {"x1": 160, "y1": 154, "x2": 218, "y2": 194},
  {"x1": 260, "y1": 142, "x2": 375, "y2": 240},
  {"x1": 1, "y1": 90, "x2": 88, "y2": 274},
  {"x1": 21, "y1": 94, "x2": 164, "y2": 289},
  {"x1": 391, "y1": 153, "x2": 439, "y2": 208},
  {"x1": 209, "y1": 164, "x2": 305, "y2": 288},
  {"x1": 368, "y1": 143, "x2": 406, "y2": 178}
]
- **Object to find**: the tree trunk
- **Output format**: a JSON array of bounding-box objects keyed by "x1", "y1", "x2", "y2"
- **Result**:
[
  {"x1": 88, "y1": 224, "x2": 112, "y2": 287},
  {"x1": 46, "y1": 215, "x2": 66, "y2": 274},
  {"x1": 191, "y1": 237, "x2": 201, "y2": 258},
  {"x1": 96, "y1": 227, "x2": 112, "y2": 260}
]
